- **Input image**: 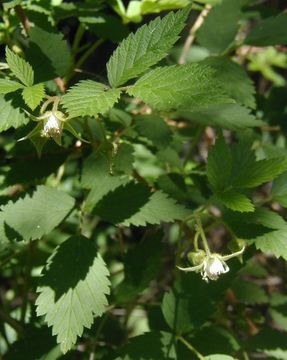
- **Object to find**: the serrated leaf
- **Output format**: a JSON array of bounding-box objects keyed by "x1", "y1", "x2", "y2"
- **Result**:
[
  {"x1": 134, "y1": 115, "x2": 172, "y2": 148},
  {"x1": 218, "y1": 190, "x2": 255, "y2": 212},
  {"x1": 93, "y1": 182, "x2": 189, "y2": 226},
  {"x1": 0, "y1": 78, "x2": 24, "y2": 94},
  {"x1": 254, "y1": 229, "x2": 287, "y2": 260},
  {"x1": 272, "y1": 171, "x2": 287, "y2": 207},
  {"x1": 2, "y1": 186, "x2": 75, "y2": 241},
  {"x1": 28, "y1": 26, "x2": 72, "y2": 78},
  {"x1": 178, "y1": 103, "x2": 262, "y2": 131},
  {"x1": 61, "y1": 80, "x2": 121, "y2": 118},
  {"x1": 245, "y1": 12, "x2": 287, "y2": 46},
  {"x1": 36, "y1": 235, "x2": 110, "y2": 353},
  {"x1": 207, "y1": 136, "x2": 232, "y2": 192},
  {"x1": 232, "y1": 279, "x2": 268, "y2": 304},
  {"x1": 202, "y1": 57, "x2": 256, "y2": 109},
  {"x1": 22, "y1": 83, "x2": 45, "y2": 111},
  {"x1": 197, "y1": 0, "x2": 241, "y2": 54},
  {"x1": 6, "y1": 47, "x2": 34, "y2": 86},
  {"x1": 107, "y1": 7, "x2": 190, "y2": 87},
  {"x1": 0, "y1": 94, "x2": 30, "y2": 132},
  {"x1": 233, "y1": 157, "x2": 287, "y2": 188},
  {"x1": 128, "y1": 63, "x2": 232, "y2": 111}
]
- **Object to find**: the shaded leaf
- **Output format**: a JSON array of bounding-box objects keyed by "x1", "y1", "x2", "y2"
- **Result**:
[
  {"x1": 2, "y1": 186, "x2": 75, "y2": 241},
  {"x1": 36, "y1": 235, "x2": 110, "y2": 353}
]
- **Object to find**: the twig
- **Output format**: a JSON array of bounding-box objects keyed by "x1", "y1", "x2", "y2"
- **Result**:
[
  {"x1": 15, "y1": 5, "x2": 31, "y2": 35},
  {"x1": 0, "y1": 307, "x2": 23, "y2": 335},
  {"x1": 177, "y1": 336, "x2": 204, "y2": 360},
  {"x1": 179, "y1": 5, "x2": 211, "y2": 65}
]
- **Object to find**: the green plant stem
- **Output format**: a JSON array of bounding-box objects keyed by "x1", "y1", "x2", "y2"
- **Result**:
[
  {"x1": 177, "y1": 336, "x2": 204, "y2": 360},
  {"x1": 0, "y1": 307, "x2": 23, "y2": 335},
  {"x1": 196, "y1": 215, "x2": 211, "y2": 256},
  {"x1": 184, "y1": 126, "x2": 204, "y2": 166},
  {"x1": 65, "y1": 38, "x2": 105, "y2": 84},
  {"x1": 72, "y1": 23, "x2": 85, "y2": 56},
  {"x1": 89, "y1": 312, "x2": 110, "y2": 360}
]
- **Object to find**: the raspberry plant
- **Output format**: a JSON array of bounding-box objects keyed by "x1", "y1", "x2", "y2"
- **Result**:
[{"x1": 1, "y1": 0, "x2": 287, "y2": 359}]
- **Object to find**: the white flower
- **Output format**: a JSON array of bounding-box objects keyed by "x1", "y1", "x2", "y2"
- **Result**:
[
  {"x1": 42, "y1": 113, "x2": 62, "y2": 137},
  {"x1": 201, "y1": 256, "x2": 229, "y2": 282},
  {"x1": 177, "y1": 247, "x2": 245, "y2": 282}
]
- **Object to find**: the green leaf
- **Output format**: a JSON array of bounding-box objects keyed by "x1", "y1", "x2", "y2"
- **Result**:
[
  {"x1": 116, "y1": 331, "x2": 176, "y2": 360},
  {"x1": 245, "y1": 12, "x2": 287, "y2": 46},
  {"x1": 178, "y1": 103, "x2": 262, "y2": 131},
  {"x1": 128, "y1": 63, "x2": 232, "y2": 111},
  {"x1": 6, "y1": 48, "x2": 34, "y2": 86},
  {"x1": 202, "y1": 57, "x2": 256, "y2": 109},
  {"x1": 207, "y1": 137, "x2": 287, "y2": 192},
  {"x1": 36, "y1": 235, "x2": 110, "y2": 353},
  {"x1": 28, "y1": 26, "x2": 72, "y2": 77},
  {"x1": 272, "y1": 171, "x2": 287, "y2": 207},
  {"x1": 141, "y1": 0, "x2": 189, "y2": 14},
  {"x1": 116, "y1": 231, "x2": 163, "y2": 303},
  {"x1": 162, "y1": 289, "x2": 194, "y2": 333},
  {"x1": 197, "y1": 0, "x2": 241, "y2": 54},
  {"x1": 232, "y1": 157, "x2": 287, "y2": 188},
  {"x1": 61, "y1": 80, "x2": 121, "y2": 118},
  {"x1": 107, "y1": 7, "x2": 190, "y2": 87},
  {"x1": 93, "y1": 182, "x2": 189, "y2": 226},
  {"x1": 0, "y1": 78, "x2": 24, "y2": 94},
  {"x1": 207, "y1": 136, "x2": 232, "y2": 192},
  {"x1": 232, "y1": 279, "x2": 268, "y2": 304},
  {"x1": 2, "y1": 186, "x2": 75, "y2": 241},
  {"x1": 0, "y1": 94, "x2": 30, "y2": 132},
  {"x1": 254, "y1": 229, "x2": 287, "y2": 261},
  {"x1": 22, "y1": 83, "x2": 45, "y2": 111},
  {"x1": 218, "y1": 190, "x2": 255, "y2": 213},
  {"x1": 134, "y1": 115, "x2": 172, "y2": 148}
]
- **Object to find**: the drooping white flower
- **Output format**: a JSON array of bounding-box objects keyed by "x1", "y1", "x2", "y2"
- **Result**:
[
  {"x1": 42, "y1": 113, "x2": 62, "y2": 137},
  {"x1": 201, "y1": 256, "x2": 229, "y2": 282},
  {"x1": 177, "y1": 247, "x2": 245, "y2": 282}
]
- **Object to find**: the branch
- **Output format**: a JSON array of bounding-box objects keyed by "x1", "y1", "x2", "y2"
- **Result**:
[
  {"x1": 179, "y1": 5, "x2": 211, "y2": 65},
  {"x1": 15, "y1": 5, "x2": 31, "y2": 35}
]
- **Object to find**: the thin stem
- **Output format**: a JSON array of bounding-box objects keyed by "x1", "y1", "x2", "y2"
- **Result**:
[
  {"x1": 196, "y1": 215, "x2": 211, "y2": 256},
  {"x1": 65, "y1": 39, "x2": 105, "y2": 84},
  {"x1": 193, "y1": 231, "x2": 200, "y2": 251},
  {"x1": 177, "y1": 336, "x2": 204, "y2": 360},
  {"x1": 72, "y1": 23, "x2": 85, "y2": 56},
  {"x1": 0, "y1": 307, "x2": 23, "y2": 335},
  {"x1": 179, "y1": 5, "x2": 211, "y2": 65},
  {"x1": 89, "y1": 312, "x2": 110, "y2": 360},
  {"x1": 184, "y1": 126, "x2": 204, "y2": 166}
]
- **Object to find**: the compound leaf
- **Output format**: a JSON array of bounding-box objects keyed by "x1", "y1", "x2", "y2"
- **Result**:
[
  {"x1": 61, "y1": 80, "x2": 121, "y2": 118},
  {"x1": 36, "y1": 235, "x2": 110, "y2": 353},
  {"x1": 107, "y1": 7, "x2": 190, "y2": 87}
]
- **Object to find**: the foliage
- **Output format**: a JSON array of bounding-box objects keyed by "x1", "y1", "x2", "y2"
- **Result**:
[{"x1": 0, "y1": 1, "x2": 287, "y2": 359}]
